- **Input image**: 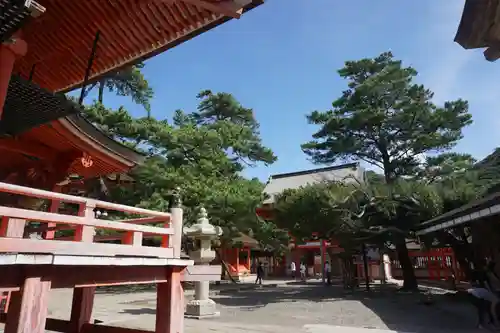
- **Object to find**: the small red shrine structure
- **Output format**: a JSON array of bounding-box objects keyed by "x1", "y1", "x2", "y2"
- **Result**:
[
  {"x1": 0, "y1": 0, "x2": 266, "y2": 332},
  {"x1": 219, "y1": 233, "x2": 258, "y2": 280}
]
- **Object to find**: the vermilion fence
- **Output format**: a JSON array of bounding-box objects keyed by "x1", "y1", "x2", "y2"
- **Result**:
[
  {"x1": 0, "y1": 180, "x2": 182, "y2": 314},
  {"x1": 392, "y1": 247, "x2": 466, "y2": 281}
]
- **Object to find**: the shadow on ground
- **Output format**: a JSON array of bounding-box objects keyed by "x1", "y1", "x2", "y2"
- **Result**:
[
  {"x1": 212, "y1": 283, "x2": 477, "y2": 331},
  {"x1": 116, "y1": 282, "x2": 477, "y2": 332},
  {"x1": 121, "y1": 307, "x2": 157, "y2": 315}
]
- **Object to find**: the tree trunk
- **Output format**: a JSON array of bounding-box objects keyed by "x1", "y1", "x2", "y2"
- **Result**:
[
  {"x1": 440, "y1": 231, "x2": 474, "y2": 281},
  {"x1": 98, "y1": 80, "x2": 105, "y2": 103},
  {"x1": 395, "y1": 237, "x2": 418, "y2": 290},
  {"x1": 449, "y1": 242, "x2": 473, "y2": 281}
]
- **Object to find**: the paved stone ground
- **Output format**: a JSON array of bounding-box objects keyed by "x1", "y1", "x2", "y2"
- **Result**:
[{"x1": 0, "y1": 281, "x2": 485, "y2": 332}]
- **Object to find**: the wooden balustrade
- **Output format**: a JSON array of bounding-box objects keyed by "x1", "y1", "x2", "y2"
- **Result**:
[{"x1": 0, "y1": 181, "x2": 183, "y2": 260}]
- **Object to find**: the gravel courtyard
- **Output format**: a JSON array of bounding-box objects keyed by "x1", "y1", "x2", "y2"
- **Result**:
[{"x1": 29, "y1": 282, "x2": 482, "y2": 333}]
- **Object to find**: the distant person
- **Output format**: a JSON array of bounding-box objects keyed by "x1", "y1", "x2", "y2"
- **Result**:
[
  {"x1": 300, "y1": 262, "x2": 307, "y2": 281},
  {"x1": 255, "y1": 262, "x2": 264, "y2": 285},
  {"x1": 290, "y1": 261, "x2": 296, "y2": 279},
  {"x1": 486, "y1": 261, "x2": 500, "y2": 294},
  {"x1": 467, "y1": 278, "x2": 499, "y2": 329},
  {"x1": 324, "y1": 260, "x2": 332, "y2": 285}
]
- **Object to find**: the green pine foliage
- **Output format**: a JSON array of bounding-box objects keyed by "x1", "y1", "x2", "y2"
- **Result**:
[{"x1": 81, "y1": 85, "x2": 285, "y2": 251}]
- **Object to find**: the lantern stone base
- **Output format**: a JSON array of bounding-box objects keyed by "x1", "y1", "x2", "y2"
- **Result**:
[{"x1": 184, "y1": 299, "x2": 220, "y2": 319}]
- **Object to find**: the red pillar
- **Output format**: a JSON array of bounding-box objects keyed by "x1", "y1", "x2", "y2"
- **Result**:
[
  {"x1": 156, "y1": 267, "x2": 184, "y2": 333},
  {"x1": 0, "y1": 38, "x2": 27, "y2": 118},
  {"x1": 426, "y1": 251, "x2": 433, "y2": 280},
  {"x1": 235, "y1": 248, "x2": 240, "y2": 275},
  {"x1": 4, "y1": 276, "x2": 51, "y2": 333},
  {"x1": 246, "y1": 248, "x2": 251, "y2": 270},
  {"x1": 69, "y1": 287, "x2": 95, "y2": 333}
]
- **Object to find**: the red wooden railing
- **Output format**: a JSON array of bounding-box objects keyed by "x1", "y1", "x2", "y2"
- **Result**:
[
  {"x1": 0, "y1": 181, "x2": 183, "y2": 260},
  {"x1": 391, "y1": 248, "x2": 466, "y2": 281}
]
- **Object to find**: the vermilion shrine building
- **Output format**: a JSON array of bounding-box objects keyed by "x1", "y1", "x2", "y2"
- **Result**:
[
  {"x1": 0, "y1": 1, "x2": 265, "y2": 332},
  {"x1": 257, "y1": 163, "x2": 368, "y2": 277}
]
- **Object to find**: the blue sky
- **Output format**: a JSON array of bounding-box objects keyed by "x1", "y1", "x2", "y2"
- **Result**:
[{"x1": 99, "y1": 0, "x2": 500, "y2": 181}]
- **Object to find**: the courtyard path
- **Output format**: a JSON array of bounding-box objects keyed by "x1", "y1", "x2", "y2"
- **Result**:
[{"x1": 35, "y1": 282, "x2": 482, "y2": 333}]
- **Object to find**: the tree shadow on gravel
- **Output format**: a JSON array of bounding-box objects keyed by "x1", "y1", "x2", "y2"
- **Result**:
[{"x1": 213, "y1": 283, "x2": 479, "y2": 332}]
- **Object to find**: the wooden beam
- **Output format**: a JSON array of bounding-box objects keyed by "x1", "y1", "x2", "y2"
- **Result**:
[
  {"x1": 27, "y1": 216, "x2": 169, "y2": 234},
  {"x1": 0, "y1": 316, "x2": 69, "y2": 332},
  {"x1": 0, "y1": 181, "x2": 171, "y2": 218},
  {"x1": 0, "y1": 264, "x2": 218, "y2": 291},
  {"x1": 0, "y1": 316, "x2": 152, "y2": 333},
  {"x1": 0, "y1": 237, "x2": 174, "y2": 258},
  {"x1": 0, "y1": 139, "x2": 57, "y2": 161},
  {"x1": 175, "y1": 0, "x2": 245, "y2": 19},
  {"x1": 0, "y1": 206, "x2": 174, "y2": 235},
  {"x1": 0, "y1": 265, "x2": 175, "y2": 289}
]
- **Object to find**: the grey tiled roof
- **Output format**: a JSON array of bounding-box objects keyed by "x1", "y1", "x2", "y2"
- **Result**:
[{"x1": 263, "y1": 163, "x2": 365, "y2": 204}]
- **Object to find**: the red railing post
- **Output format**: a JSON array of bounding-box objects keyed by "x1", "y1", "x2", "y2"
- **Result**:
[{"x1": 73, "y1": 203, "x2": 95, "y2": 243}]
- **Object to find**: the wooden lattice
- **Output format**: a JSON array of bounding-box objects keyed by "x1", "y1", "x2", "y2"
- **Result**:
[{"x1": 1, "y1": 75, "x2": 81, "y2": 135}]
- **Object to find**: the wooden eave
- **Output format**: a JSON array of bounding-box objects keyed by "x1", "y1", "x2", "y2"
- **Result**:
[
  {"x1": 14, "y1": 0, "x2": 264, "y2": 92},
  {"x1": 5, "y1": 116, "x2": 144, "y2": 180},
  {"x1": 417, "y1": 191, "x2": 500, "y2": 236},
  {"x1": 60, "y1": 114, "x2": 145, "y2": 167},
  {"x1": 454, "y1": 0, "x2": 500, "y2": 61},
  {"x1": 232, "y1": 232, "x2": 259, "y2": 248},
  {"x1": 49, "y1": 115, "x2": 145, "y2": 174},
  {"x1": 1, "y1": 74, "x2": 143, "y2": 179}
]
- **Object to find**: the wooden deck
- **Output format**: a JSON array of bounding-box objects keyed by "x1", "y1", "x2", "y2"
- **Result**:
[{"x1": 0, "y1": 181, "x2": 221, "y2": 332}]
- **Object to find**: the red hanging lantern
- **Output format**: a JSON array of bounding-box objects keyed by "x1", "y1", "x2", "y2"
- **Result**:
[{"x1": 81, "y1": 153, "x2": 93, "y2": 168}]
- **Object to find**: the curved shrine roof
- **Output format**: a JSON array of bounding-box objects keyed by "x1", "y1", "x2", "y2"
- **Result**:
[
  {"x1": 1, "y1": 74, "x2": 144, "y2": 179},
  {"x1": 0, "y1": 116, "x2": 145, "y2": 181},
  {"x1": 18, "y1": 115, "x2": 145, "y2": 179},
  {"x1": 14, "y1": 0, "x2": 264, "y2": 92}
]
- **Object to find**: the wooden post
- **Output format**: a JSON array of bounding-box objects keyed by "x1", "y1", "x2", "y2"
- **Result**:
[
  {"x1": 44, "y1": 199, "x2": 60, "y2": 240},
  {"x1": 69, "y1": 203, "x2": 96, "y2": 332},
  {"x1": 426, "y1": 251, "x2": 432, "y2": 280},
  {"x1": 69, "y1": 287, "x2": 96, "y2": 333},
  {"x1": 0, "y1": 217, "x2": 25, "y2": 238},
  {"x1": 169, "y1": 188, "x2": 183, "y2": 258},
  {"x1": 74, "y1": 203, "x2": 95, "y2": 242},
  {"x1": 235, "y1": 248, "x2": 240, "y2": 276},
  {"x1": 451, "y1": 249, "x2": 459, "y2": 282},
  {"x1": 246, "y1": 248, "x2": 251, "y2": 271},
  {"x1": 156, "y1": 267, "x2": 184, "y2": 333},
  {"x1": 123, "y1": 231, "x2": 143, "y2": 246},
  {"x1": 4, "y1": 277, "x2": 51, "y2": 333}
]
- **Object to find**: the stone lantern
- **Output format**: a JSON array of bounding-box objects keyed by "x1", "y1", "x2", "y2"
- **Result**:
[{"x1": 184, "y1": 207, "x2": 223, "y2": 319}]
